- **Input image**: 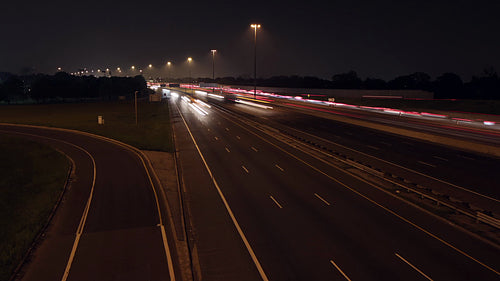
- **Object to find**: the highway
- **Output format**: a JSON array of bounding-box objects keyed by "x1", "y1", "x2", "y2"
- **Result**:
[
  {"x1": 201, "y1": 91, "x2": 500, "y2": 213},
  {"x1": 171, "y1": 92, "x2": 500, "y2": 280},
  {"x1": 0, "y1": 125, "x2": 175, "y2": 281}
]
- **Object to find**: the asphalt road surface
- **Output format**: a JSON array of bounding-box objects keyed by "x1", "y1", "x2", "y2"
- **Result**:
[
  {"x1": 171, "y1": 93, "x2": 500, "y2": 281},
  {"x1": 0, "y1": 125, "x2": 175, "y2": 281}
]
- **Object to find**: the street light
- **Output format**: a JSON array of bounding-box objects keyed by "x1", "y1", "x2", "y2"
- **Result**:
[
  {"x1": 167, "y1": 61, "x2": 172, "y2": 82},
  {"x1": 210, "y1": 50, "x2": 217, "y2": 81},
  {"x1": 251, "y1": 24, "x2": 261, "y2": 99},
  {"x1": 148, "y1": 64, "x2": 153, "y2": 81},
  {"x1": 187, "y1": 57, "x2": 193, "y2": 84}
]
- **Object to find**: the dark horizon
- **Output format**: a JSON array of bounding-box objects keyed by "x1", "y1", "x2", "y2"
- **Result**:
[{"x1": 1, "y1": 0, "x2": 499, "y2": 80}]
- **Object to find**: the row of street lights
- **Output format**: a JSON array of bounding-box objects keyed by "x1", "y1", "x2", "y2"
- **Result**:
[{"x1": 61, "y1": 23, "x2": 262, "y2": 96}]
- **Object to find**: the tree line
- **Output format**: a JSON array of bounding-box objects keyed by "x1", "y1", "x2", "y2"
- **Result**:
[
  {"x1": 0, "y1": 72, "x2": 147, "y2": 103},
  {"x1": 1, "y1": 69, "x2": 500, "y2": 102}
]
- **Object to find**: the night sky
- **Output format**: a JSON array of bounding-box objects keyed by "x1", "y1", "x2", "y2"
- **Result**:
[{"x1": 1, "y1": 0, "x2": 499, "y2": 80}]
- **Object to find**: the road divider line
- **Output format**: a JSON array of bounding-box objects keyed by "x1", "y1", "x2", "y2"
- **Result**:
[
  {"x1": 330, "y1": 260, "x2": 352, "y2": 281},
  {"x1": 459, "y1": 155, "x2": 475, "y2": 161},
  {"x1": 418, "y1": 161, "x2": 436, "y2": 168},
  {"x1": 242, "y1": 165, "x2": 250, "y2": 173},
  {"x1": 175, "y1": 103, "x2": 270, "y2": 281},
  {"x1": 395, "y1": 253, "x2": 433, "y2": 281},
  {"x1": 251, "y1": 146, "x2": 259, "y2": 152},
  {"x1": 275, "y1": 164, "x2": 284, "y2": 172},
  {"x1": 432, "y1": 156, "x2": 448, "y2": 161},
  {"x1": 269, "y1": 196, "x2": 283, "y2": 209},
  {"x1": 314, "y1": 193, "x2": 331, "y2": 206}
]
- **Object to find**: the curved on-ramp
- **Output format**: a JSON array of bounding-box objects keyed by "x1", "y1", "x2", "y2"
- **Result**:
[{"x1": 0, "y1": 124, "x2": 176, "y2": 281}]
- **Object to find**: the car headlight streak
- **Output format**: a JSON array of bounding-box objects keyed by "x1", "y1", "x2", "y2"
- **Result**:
[{"x1": 235, "y1": 99, "x2": 273, "y2": 109}]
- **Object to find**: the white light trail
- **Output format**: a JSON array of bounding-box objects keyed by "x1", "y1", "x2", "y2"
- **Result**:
[{"x1": 235, "y1": 99, "x2": 273, "y2": 109}]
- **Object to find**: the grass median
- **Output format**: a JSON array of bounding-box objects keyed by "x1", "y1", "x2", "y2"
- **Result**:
[
  {"x1": 0, "y1": 135, "x2": 70, "y2": 280},
  {"x1": 0, "y1": 100, "x2": 173, "y2": 152}
]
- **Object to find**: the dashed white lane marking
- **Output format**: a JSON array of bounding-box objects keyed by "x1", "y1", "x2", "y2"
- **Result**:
[
  {"x1": 242, "y1": 165, "x2": 249, "y2": 173},
  {"x1": 251, "y1": 146, "x2": 259, "y2": 152},
  {"x1": 380, "y1": 141, "x2": 392, "y2": 146},
  {"x1": 345, "y1": 132, "x2": 353, "y2": 136},
  {"x1": 269, "y1": 196, "x2": 283, "y2": 209},
  {"x1": 329, "y1": 260, "x2": 351, "y2": 281},
  {"x1": 207, "y1": 128, "x2": 211, "y2": 131},
  {"x1": 395, "y1": 253, "x2": 433, "y2": 281},
  {"x1": 418, "y1": 161, "x2": 436, "y2": 168},
  {"x1": 402, "y1": 141, "x2": 414, "y2": 146},
  {"x1": 459, "y1": 155, "x2": 475, "y2": 161},
  {"x1": 366, "y1": 145, "x2": 380, "y2": 150},
  {"x1": 225, "y1": 147, "x2": 230, "y2": 153},
  {"x1": 314, "y1": 193, "x2": 331, "y2": 206},
  {"x1": 236, "y1": 135, "x2": 241, "y2": 140},
  {"x1": 275, "y1": 164, "x2": 284, "y2": 172},
  {"x1": 225, "y1": 127, "x2": 230, "y2": 131},
  {"x1": 214, "y1": 136, "x2": 219, "y2": 141},
  {"x1": 432, "y1": 156, "x2": 448, "y2": 161}
]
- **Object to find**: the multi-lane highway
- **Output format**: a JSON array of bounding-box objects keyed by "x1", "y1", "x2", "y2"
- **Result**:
[
  {"x1": 171, "y1": 91, "x2": 500, "y2": 280},
  {"x1": 0, "y1": 125, "x2": 175, "y2": 281}
]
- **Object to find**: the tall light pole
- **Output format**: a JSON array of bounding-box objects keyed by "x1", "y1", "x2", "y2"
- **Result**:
[
  {"x1": 210, "y1": 50, "x2": 217, "y2": 81},
  {"x1": 187, "y1": 57, "x2": 193, "y2": 84},
  {"x1": 251, "y1": 24, "x2": 261, "y2": 99},
  {"x1": 167, "y1": 61, "x2": 172, "y2": 82},
  {"x1": 211, "y1": 50, "x2": 217, "y2": 92}
]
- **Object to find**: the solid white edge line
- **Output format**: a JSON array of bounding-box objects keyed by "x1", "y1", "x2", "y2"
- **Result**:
[
  {"x1": 174, "y1": 103, "x2": 270, "y2": 281},
  {"x1": 329, "y1": 260, "x2": 352, "y2": 281},
  {"x1": 395, "y1": 253, "x2": 433, "y2": 281},
  {"x1": 314, "y1": 193, "x2": 331, "y2": 206}
]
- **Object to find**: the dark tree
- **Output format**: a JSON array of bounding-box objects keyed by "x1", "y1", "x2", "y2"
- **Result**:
[
  {"x1": 388, "y1": 72, "x2": 431, "y2": 90},
  {"x1": 331, "y1": 71, "x2": 362, "y2": 89},
  {"x1": 432, "y1": 73, "x2": 464, "y2": 99},
  {"x1": 465, "y1": 67, "x2": 500, "y2": 99},
  {"x1": 1, "y1": 75, "x2": 25, "y2": 102}
]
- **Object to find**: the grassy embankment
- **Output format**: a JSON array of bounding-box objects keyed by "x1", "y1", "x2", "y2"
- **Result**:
[
  {"x1": 333, "y1": 98, "x2": 500, "y2": 116},
  {"x1": 0, "y1": 136, "x2": 70, "y2": 280},
  {"x1": 0, "y1": 100, "x2": 173, "y2": 152}
]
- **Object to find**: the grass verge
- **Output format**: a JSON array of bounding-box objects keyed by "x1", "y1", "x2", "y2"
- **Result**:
[
  {"x1": 0, "y1": 135, "x2": 70, "y2": 281},
  {"x1": 0, "y1": 100, "x2": 173, "y2": 152}
]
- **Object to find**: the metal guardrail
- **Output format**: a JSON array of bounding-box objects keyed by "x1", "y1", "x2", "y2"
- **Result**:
[{"x1": 477, "y1": 212, "x2": 500, "y2": 229}]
